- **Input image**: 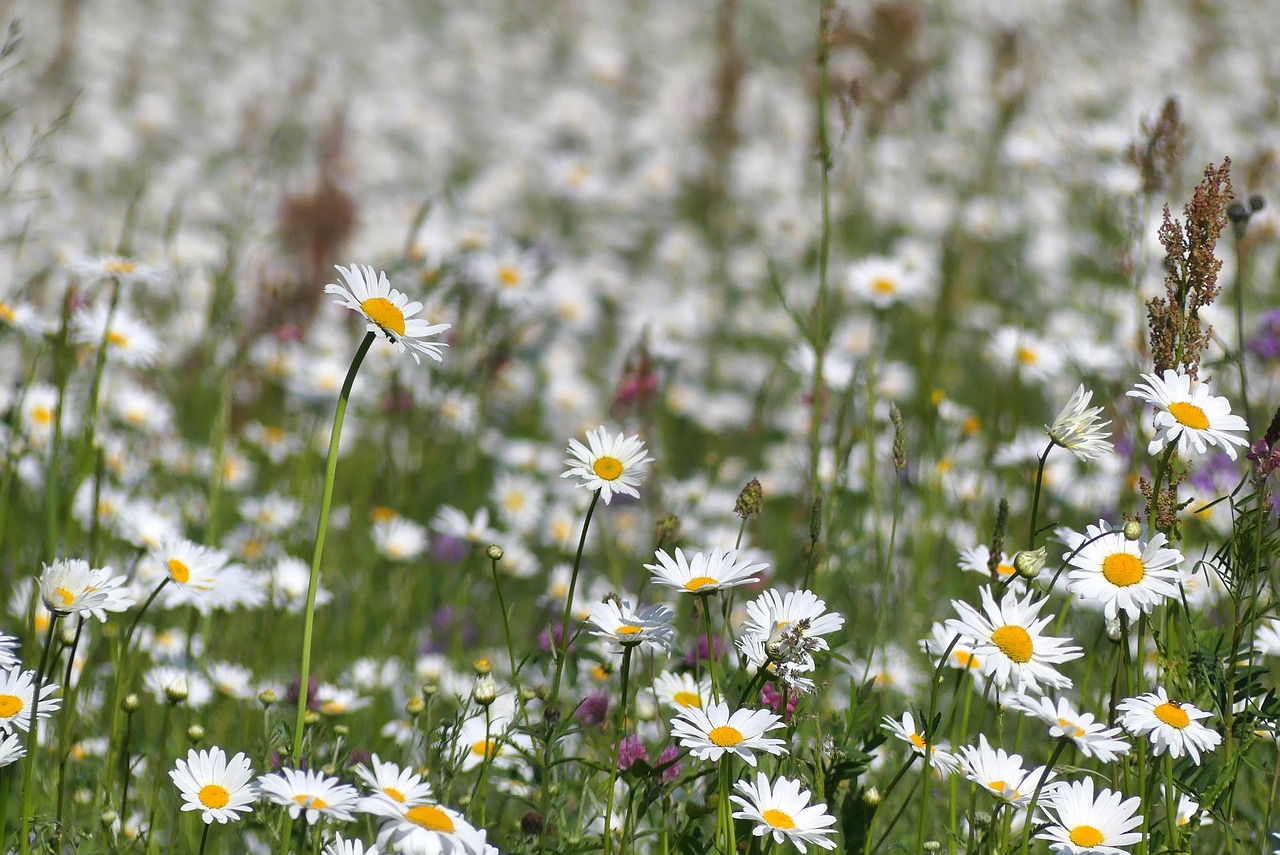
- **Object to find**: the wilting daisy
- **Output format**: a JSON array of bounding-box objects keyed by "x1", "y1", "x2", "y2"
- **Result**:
[
  {"x1": 1117, "y1": 688, "x2": 1221, "y2": 764},
  {"x1": 1127, "y1": 369, "x2": 1250, "y2": 459},
  {"x1": 322, "y1": 835, "x2": 383, "y2": 855},
  {"x1": 1036, "y1": 776, "x2": 1142, "y2": 855},
  {"x1": 326, "y1": 263, "x2": 451, "y2": 364},
  {"x1": 0, "y1": 666, "x2": 61, "y2": 732},
  {"x1": 671, "y1": 701, "x2": 787, "y2": 766},
  {"x1": 585, "y1": 599, "x2": 676, "y2": 654},
  {"x1": 958, "y1": 735, "x2": 1052, "y2": 807},
  {"x1": 881, "y1": 711, "x2": 959, "y2": 773},
  {"x1": 169, "y1": 746, "x2": 257, "y2": 824},
  {"x1": 646, "y1": 547, "x2": 766, "y2": 595},
  {"x1": 257, "y1": 768, "x2": 359, "y2": 824},
  {"x1": 39, "y1": 558, "x2": 134, "y2": 619},
  {"x1": 1047, "y1": 384, "x2": 1114, "y2": 461},
  {"x1": 946, "y1": 586, "x2": 1082, "y2": 695},
  {"x1": 731, "y1": 773, "x2": 838, "y2": 851},
  {"x1": 560, "y1": 426, "x2": 653, "y2": 504},
  {"x1": 1006, "y1": 694, "x2": 1131, "y2": 762},
  {"x1": 649, "y1": 671, "x2": 711, "y2": 712},
  {"x1": 1064, "y1": 521, "x2": 1183, "y2": 621},
  {"x1": 354, "y1": 755, "x2": 434, "y2": 811},
  {"x1": 363, "y1": 798, "x2": 489, "y2": 855}
]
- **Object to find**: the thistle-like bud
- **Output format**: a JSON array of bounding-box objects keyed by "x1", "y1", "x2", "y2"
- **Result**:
[
  {"x1": 186, "y1": 724, "x2": 205, "y2": 744},
  {"x1": 734, "y1": 478, "x2": 764, "y2": 520},
  {"x1": 486, "y1": 544, "x2": 504, "y2": 561},
  {"x1": 1013, "y1": 547, "x2": 1046, "y2": 580},
  {"x1": 987, "y1": 499, "x2": 1009, "y2": 581},
  {"x1": 655, "y1": 512, "x2": 681, "y2": 546},
  {"x1": 809, "y1": 493, "x2": 824, "y2": 545},
  {"x1": 520, "y1": 811, "x2": 544, "y2": 836},
  {"x1": 889, "y1": 404, "x2": 907, "y2": 473},
  {"x1": 1122, "y1": 520, "x2": 1142, "y2": 541}
]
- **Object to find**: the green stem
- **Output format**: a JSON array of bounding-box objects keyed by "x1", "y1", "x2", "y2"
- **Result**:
[
  {"x1": 602, "y1": 646, "x2": 633, "y2": 855},
  {"x1": 1028, "y1": 441, "x2": 1053, "y2": 547},
  {"x1": 19, "y1": 615, "x2": 58, "y2": 855},
  {"x1": 701, "y1": 594, "x2": 721, "y2": 703},
  {"x1": 144, "y1": 702, "x2": 176, "y2": 855},
  {"x1": 718, "y1": 757, "x2": 736, "y2": 855},
  {"x1": 1019, "y1": 738, "x2": 1069, "y2": 855},
  {"x1": 807, "y1": 0, "x2": 834, "y2": 497},
  {"x1": 290, "y1": 330, "x2": 374, "y2": 767},
  {"x1": 489, "y1": 551, "x2": 521, "y2": 699},
  {"x1": 196, "y1": 823, "x2": 211, "y2": 855},
  {"x1": 55, "y1": 616, "x2": 86, "y2": 823}
]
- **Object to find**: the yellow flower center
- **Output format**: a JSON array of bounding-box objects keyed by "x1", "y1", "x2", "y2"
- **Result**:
[
  {"x1": 0, "y1": 694, "x2": 22, "y2": 717},
  {"x1": 996, "y1": 563, "x2": 1015, "y2": 577},
  {"x1": 199, "y1": 784, "x2": 230, "y2": 809},
  {"x1": 683, "y1": 576, "x2": 719, "y2": 592},
  {"x1": 292, "y1": 794, "x2": 327, "y2": 810},
  {"x1": 471, "y1": 739, "x2": 500, "y2": 758},
  {"x1": 871, "y1": 277, "x2": 896, "y2": 295},
  {"x1": 407, "y1": 804, "x2": 455, "y2": 832},
  {"x1": 32, "y1": 406, "x2": 52, "y2": 426},
  {"x1": 503, "y1": 492, "x2": 526, "y2": 512},
  {"x1": 55, "y1": 588, "x2": 75, "y2": 606},
  {"x1": 990, "y1": 625, "x2": 1034, "y2": 664},
  {"x1": 497, "y1": 265, "x2": 522, "y2": 287},
  {"x1": 1057, "y1": 718, "x2": 1085, "y2": 738},
  {"x1": 1069, "y1": 825, "x2": 1105, "y2": 848},
  {"x1": 106, "y1": 331, "x2": 128, "y2": 348},
  {"x1": 0, "y1": 303, "x2": 14, "y2": 322},
  {"x1": 1154, "y1": 702, "x2": 1190, "y2": 729},
  {"x1": 105, "y1": 260, "x2": 137, "y2": 274},
  {"x1": 1177, "y1": 814, "x2": 1190, "y2": 827},
  {"x1": 590, "y1": 665, "x2": 610, "y2": 682},
  {"x1": 320, "y1": 701, "x2": 346, "y2": 715},
  {"x1": 1017, "y1": 347, "x2": 1038, "y2": 365},
  {"x1": 673, "y1": 691, "x2": 702, "y2": 708},
  {"x1": 371, "y1": 506, "x2": 397, "y2": 523},
  {"x1": 963, "y1": 416, "x2": 981, "y2": 435},
  {"x1": 1102, "y1": 553, "x2": 1144, "y2": 587},
  {"x1": 1168, "y1": 401, "x2": 1209, "y2": 431},
  {"x1": 360, "y1": 296, "x2": 407, "y2": 337},
  {"x1": 167, "y1": 558, "x2": 190, "y2": 584},
  {"x1": 382, "y1": 787, "x2": 405, "y2": 803},
  {"x1": 989, "y1": 779, "x2": 1006, "y2": 793},
  {"x1": 763, "y1": 808, "x2": 796, "y2": 829},
  {"x1": 708, "y1": 726, "x2": 744, "y2": 747},
  {"x1": 953, "y1": 650, "x2": 979, "y2": 669},
  {"x1": 592, "y1": 456, "x2": 624, "y2": 480},
  {"x1": 909, "y1": 732, "x2": 927, "y2": 750},
  {"x1": 616, "y1": 625, "x2": 643, "y2": 635}
]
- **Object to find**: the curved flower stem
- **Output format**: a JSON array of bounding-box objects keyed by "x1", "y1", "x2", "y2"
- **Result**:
[
  {"x1": 290, "y1": 330, "x2": 374, "y2": 767},
  {"x1": 1028, "y1": 441, "x2": 1053, "y2": 547},
  {"x1": 602, "y1": 646, "x2": 633, "y2": 855},
  {"x1": 196, "y1": 823, "x2": 211, "y2": 855},
  {"x1": 18, "y1": 616, "x2": 58, "y2": 855},
  {"x1": 1019, "y1": 738, "x2": 1068, "y2": 855},
  {"x1": 701, "y1": 594, "x2": 721, "y2": 703},
  {"x1": 489, "y1": 551, "x2": 521, "y2": 699}
]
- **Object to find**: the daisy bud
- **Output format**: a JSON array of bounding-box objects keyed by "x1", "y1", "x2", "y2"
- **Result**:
[
  {"x1": 486, "y1": 544, "x2": 504, "y2": 561},
  {"x1": 473, "y1": 658, "x2": 491, "y2": 676},
  {"x1": 186, "y1": 724, "x2": 204, "y2": 744},
  {"x1": 405, "y1": 697, "x2": 425, "y2": 717},
  {"x1": 100, "y1": 809, "x2": 118, "y2": 828},
  {"x1": 474, "y1": 675, "x2": 499, "y2": 706},
  {"x1": 863, "y1": 787, "x2": 881, "y2": 806},
  {"x1": 923, "y1": 843, "x2": 941, "y2": 852},
  {"x1": 59, "y1": 625, "x2": 77, "y2": 646},
  {"x1": 1013, "y1": 547, "x2": 1046, "y2": 579},
  {"x1": 259, "y1": 688, "x2": 278, "y2": 707},
  {"x1": 122, "y1": 693, "x2": 141, "y2": 713},
  {"x1": 1123, "y1": 520, "x2": 1142, "y2": 541},
  {"x1": 164, "y1": 679, "x2": 188, "y2": 704},
  {"x1": 422, "y1": 683, "x2": 438, "y2": 700},
  {"x1": 333, "y1": 725, "x2": 349, "y2": 738},
  {"x1": 303, "y1": 710, "x2": 321, "y2": 726}
]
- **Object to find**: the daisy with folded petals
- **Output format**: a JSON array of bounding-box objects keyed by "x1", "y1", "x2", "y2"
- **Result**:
[
  {"x1": 958, "y1": 734, "x2": 1052, "y2": 807},
  {"x1": 1117, "y1": 688, "x2": 1221, "y2": 764},
  {"x1": 1127, "y1": 369, "x2": 1250, "y2": 459},
  {"x1": 731, "y1": 773, "x2": 838, "y2": 851},
  {"x1": 586, "y1": 599, "x2": 676, "y2": 653},
  {"x1": 560, "y1": 426, "x2": 653, "y2": 504},
  {"x1": 945, "y1": 586, "x2": 1082, "y2": 695},
  {"x1": 671, "y1": 701, "x2": 787, "y2": 766},
  {"x1": 1006, "y1": 695, "x2": 1131, "y2": 762},
  {"x1": 0, "y1": 666, "x2": 61, "y2": 732},
  {"x1": 646, "y1": 547, "x2": 766, "y2": 595},
  {"x1": 1047, "y1": 384, "x2": 1114, "y2": 461},
  {"x1": 39, "y1": 558, "x2": 134, "y2": 619},
  {"x1": 169, "y1": 746, "x2": 257, "y2": 824},
  {"x1": 326, "y1": 263, "x2": 451, "y2": 364},
  {"x1": 257, "y1": 768, "x2": 359, "y2": 824},
  {"x1": 363, "y1": 797, "x2": 489, "y2": 855},
  {"x1": 1065, "y1": 521, "x2": 1183, "y2": 621},
  {"x1": 1036, "y1": 777, "x2": 1143, "y2": 855}
]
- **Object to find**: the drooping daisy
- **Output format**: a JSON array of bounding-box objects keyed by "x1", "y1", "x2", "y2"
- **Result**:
[
  {"x1": 1117, "y1": 688, "x2": 1221, "y2": 764},
  {"x1": 322, "y1": 835, "x2": 383, "y2": 855},
  {"x1": 1046, "y1": 384, "x2": 1114, "y2": 461},
  {"x1": 880, "y1": 712, "x2": 959, "y2": 773},
  {"x1": 731, "y1": 772, "x2": 838, "y2": 851},
  {"x1": 1064, "y1": 521, "x2": 1183, "y2": 621},
  {"x1": 560, "y1": 426, "x2": 653, "y2": 504},
  {"x1": 363, "y1": 797, "x2": 489, "y2": 855},
  {"x1": 645, "y1": 546, "x2": 766, "y2": 595},
  {"x1": 325, "y1": 263, "x2": 451, "y2": 364},
  {"x1": 1127, "y1": 369, "x2": 1250, "y2": 459},
  {"x1": 354, "y1": 755, "x2": 434, "y2": 811},
  {"x1": 257, "y1": 767, "x2": 359, "y2": 825},
  {"x1": 649, "y1": 671, "x2": 712, "y2": 712},
  {"x1": 585, "y1": 599, "x2": 676, "y2": 654},
  {"x1": 1006, "y1": 694, "x2": 1131, "y2": 762},
  {"x1": 0, "y1": 666, "x2": 62, "y2": 732},
  {"x1": 945, "y1": 586, "x2": 1082, "y2": 695},
  {"x1": 957, "y1": 734, "x2": 1053, "y2": 807},
  {"x1": 39, "y1": 559, "x2": 134, "y2": 619},
  {"x1": 169, "y1": 746, "x2": 257, "y2": 824},
  {"x1": 671, "y1": 701, "x2": 787, "y2": 767},
  {"x1": 1036, "y1": 776, "x2": 1143, "y2": 855}
]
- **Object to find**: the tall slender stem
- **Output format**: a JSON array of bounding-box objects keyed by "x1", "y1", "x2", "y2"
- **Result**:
[
  {"x1": 1028, "y1": 442, "x2": 1053, "y2": 547},
  {"x1": 19, "y1": 615, "x2": 58, "y2": 855},
  {"x1": 602, "y1": 646, "x2": 633, "y2": 855}
]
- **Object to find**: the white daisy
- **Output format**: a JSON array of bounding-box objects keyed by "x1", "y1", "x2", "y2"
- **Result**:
[
  {"x1": 560, "y1": 426, "x2": 653, "y2": 504},
  {"x1": 452, "y1": 715, "x2": 531, "y2": 774},
  {"x1": 1117, "y1": 688, "x2": 1221, "y2": 764},
  {"x1": 354, "y1": 754, "x2": 434, "y2": 811},
  {"x1": 645, "y1": 546, "x2": 766, "y2": 595},
  {"x1": 1036, "y1": 776, "x2": 1143, "y2": 854},
  {"x1": 257, "y1": 767, "x2": 359, "y2": 825},
  {"x1": 671, "y1": 701, "x2": 787, "y2": 767},
  {"x1": 168, "y1": 746, "x2": 257, "y2": 824},
  {"x1": 740, "y1": 589, "x2": 845, "y2": 661},
  {"x1": 919, "y1": 621, "x2": 982, "y2": 673},
  {"x1": 1065, "y1": 521, "x2": 1183, "y2": 621},
  {"x1": 429, "y1": 505, "x2": 500, "y2": 545},
  {"x1": 325, "y1": 263, "x2": 451, "y2": 364},
  {"x1": 957, "y1": 734, "x2": 1053, "y2": 807},
  {"x1": 371, "y1": 516, "x2": 428, "y2": 562},
  {"x1": 39, "y1": 558, "x2": 134, "y2": 619},
  {"x1": 0, "y1": 666, "x2": 61, "y2": 732},
  {"x1": 364, "y1": 798, "x2": 489, "y2": 855},
  {"x1": 322, "y1": 835, "x2": 383, "y2": 855},
  {"x1": 585, "y1": 599, "x2": 676, "y2": 654},
  {"x1": 70, "y1": 304, "x2": 162, "y2": 368},
  {"x1": 0, "y1": 730, "x2": 25, "y2": 766},
  {"x1": 731, "y1": 772, "x2": 838, "y2": 851},
  {"x1": 0, "y1": 633, "x2": 17, "y2": 670},
  {"x1": 843, "y1": 255, "x2": 926, "y2": 309},
  {"x1": 1006, "y1": 694, "x2": 1131, "y2": 762},
  {"x1": 945, "y1": 586, "x2": 1082, "y2": 695},
  {"x1": 1126, "y1": 369, "x2": 1250, "y2": 459},
  {"x1": 1047, "y1": 384, "x2": 1114, "y2": 461},
  {"x1": 649, "y1": 671, "x2": 712, "y2": 712},
  {"x1": 880, "y1": 711, "x2": 959, "y2": 773}
]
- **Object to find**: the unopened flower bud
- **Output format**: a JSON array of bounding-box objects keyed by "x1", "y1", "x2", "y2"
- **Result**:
[
  {"x1": 333, "y1": 724, "x2": 349, "y2": 738},
  {"x1": 303, "y1": 710, "x2": 321, "y2": 726},
  {"x1": 1122, "y1": 520, "x2": 1142, "y2": 541},
  {"x1": 406, "y1": 697, "x2": 425, "y2": 717},
  {"x1": 486, "y1": 544, "x2": 504, "y2": 561},
  {"x1": 122, "y1": 693, "x2": 141, "y2": 713},
  {"x1": 164, "y1": 679, "x2": 188, "y2": 704},
  {"x1": 59, "y1": 625, "x2": 78, "y2": 646},
  {"x1": 863, "y1": 786, "x2": 881, "y2": 806},
  {"x1": 734, "y1": 478, "x2": 764, "y2": 520},
  {"x1": 1013, "y1": 547, "x2": 1046, "y2": 580},
  {"x1": 100, "y1": 809, "x2": 118, "y2": 828},
  {"x1": 923, "y1": 842, "x2": 941, "y2": 852},
  {"x1": 473, "y1": 658, "x2": 491, "y2": 676},
  {"x1": 421, "y1": 683, "x2": 438, "y2": 700},
  {"x1": 474, "y1": 674, "x2": 498, "y2": 706},
  {"x1": 259, "y1": 688, "x2": 278, "y2": 708},
  {"x1": 186, "y1": 724, "x2": 205, "y2": 744}
]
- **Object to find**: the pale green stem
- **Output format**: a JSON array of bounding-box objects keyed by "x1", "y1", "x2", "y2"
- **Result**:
[
  {"x1": 18, "y1": 616, "x2": 58, "y2": 855},
  {"x1": 602, "y1": 646, "x2": 633, "y2": 855}
]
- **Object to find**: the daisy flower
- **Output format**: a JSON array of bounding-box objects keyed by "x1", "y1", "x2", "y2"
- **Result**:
[
  {"x1": 1036, "y1": 776, "x2": 1142, "y2": 855},
  {"x1": 880, "y1": 711, "x2": 959, "y2": 773},
  {"x1": 740, "y1": 589, "x2": 845, "y2": 659},
  {"x1": 645, "y1": 547, "x2": 766, "y2": 595},
  {"x1": 1047, "y1": 384, "x2": 1114, "y2": 461},
  {"x1": 70, "y1": 305, "x2": 162, "y2": 367},
  {"x1": 560, "y1": 426, "x2": 653, "y2": 504},
  {"x1": 671, "y1": 701, "x2": 787, "y2": 767},
  {"x1": 731, "y1": 773, "x2": 838, "y2": 851},
  {"x1": 843, "y1": 255, "x2": 926, "y2": 309},
  {"x1": 325, "y1": 263, "x2": 451, "y2": 364},
  {"x1": 452, "y1": 715, "x2": 532, "y2": 774},
  {"x1": 957, "y1": 734, "x2": 1052, "y2": 807},
  {"x1": 1127, "y1": 369, "x2": 1250, "y2": 459},
  {"x1": 649, "y1": 671, "x2": 711, "y2": 712},
  {"x1": 585, "y1": 599, "x2": 676, "y2": 654},
  {"x1": 429, "y1": 505, "x2": 501, "y2": 545},
  {"x1": 323, "y1": 835, "x2": 383, "y2": 855},
  {"x1": 1255, "y1": 618, "x2": 1280, "y2": 657},
  {"x1": 169, "y1": 746, "x2": 257, "y2": 824},
  {"x1": 39, "y1": 558, "x2": 134, "y2": 619},
  {"x1": 0, "y1": 730, "x2": 24, "y2": 766},
  {"x1": 0, "y1": 666, "x2": 61, "y2": 732},
  {"x1": 0, "y1": 632, "x2": 17, "y2": 670},
  {"x1": 1117, "y1": 688, "x2": 1221, "y2": 764},
  {"x1": 363, "y1": 798, "x2": 489, "y2": 855},
  {"x1": 919, "y1": 622, "x2": 982, "y2": 673},
  {"x1": 1006, "y1": 694, "x2": 1131, "y2": 762},
  {"x1": 354, "y1": 755, "x2": 434, "y2": 811},
  {"x1": 151, "y1": 539, "x2": 232, "y2": 595},
  {"x1": 1174, "y1": 794, "x2": 1211, "y2": 830},
  {"x1": 1065, "y1": 521, "x2": 1183, "y2": 621},
  {"x1": 258, "y1": 768, "x2": 359, "y2": 825},
  {"x1": 371, "y1": 516, "x2": 428, "y2": 562},
  {"x1": 945, "y1": 586, "x2": 1082, "y2": 695}
]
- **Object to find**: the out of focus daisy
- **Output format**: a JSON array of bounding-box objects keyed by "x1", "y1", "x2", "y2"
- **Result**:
[
  {"x1": 257, "y1": 768, "x2": 359, "y2": 825},
  {"x1": 325, "y1": 263, "x2": 451, "y2": 364},
  {"x1": 371, "y1": 516, "x2": 428, "y2": 562},
  {"x1": 561, "y1": 426, "x2": 653, "y2": 504},
  {"x1": 731, "y1": 772, "x2": 837, "y2": 851},
  {"x1": 1117, "y1": 688, "x2": 1221, "y2": 764},
  {"x1": 169, "y1": 746, "x2": 257, "y2": 824},
  {"x1": 1036, "y1": 776, "x2": 1142, "y2": 854},
  {"x1": 322, "y1": 835, "x2": 382, "y2": 855},
  {"x1": 649, "y1": 671, "x2": 711, "y2": 712},
  {"x1": 429, "y1": 505, "x2": 500, "y2": 545},
  {"x1": 71, "y1": 305, "x2": 162, "y2": 367},
  {"x1": 0, "y1": 666, "x2": 62, "y2": 732},
  {"x1": 585, "y1": 599, "x2": 676, "y2": 654},
  {"x1": 1064, "y1": 521, "x2": 1183, "y2": 621},
  {"x1": 919, "y1": 622, "x2": 981, "y2": 673},
  {"x1": 946, "y1": 586, "x2": 1082, "y2": 695},
  {"x1": 1127, "y1": 369, "x2": 1250, "y2": 459},
  {"x1": 1174, "y1": 794, "x2": 1211, "y2": 830},
  {"x1": 1006, "y1": 694, "x2": 1130, "y2": 762},
  {"x1": 881, "y1": 711, "x2": 959, "y2": 773},
  {"x1": 646, "y1": 547, "x2": 765, "y2": 595},
  {"x1": 843, "y1": 255, "x2": 926, "y2": 308},
  {"x1": 671, "y1": 701, "x2": 787, "y2": 766},
  {"x1": 0, "y1": 731, "x2": 25, "y2": 766},
  {"x1": 453, "y1": 716, "x2": 531, "y2": 773},
  {"x1": 1255, "y1": 619, "x2": 1280, "y2": 657},
  {"x1": 1047, "y1": 384, "x2": 1114, "y2": 461}
]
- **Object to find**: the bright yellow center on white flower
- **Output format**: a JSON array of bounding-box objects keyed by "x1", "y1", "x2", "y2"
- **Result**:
[
  {"x1": 105, "y1": 260, "x2": 137, "y2": 275},
  {"x1": 909, "y1": 732, "x2": 927, "y2": 750},
  {"x1": 996, "y1": 563, "x2": 1015, "y2": 577},
  {"x1": 1102, "y1": 553, "x2": 1144, "y2": 587},
  {"x1": 1154, "y1": 702, "x2": 1190, "y2": 729},
  {"x1": 673, "y1": 691, "x2": 702, "y2": 708},
  {"x1": 0, "y1": 304, "x2": 14, "y2": 323},
  {"x1": 471, "y1": 739, "x2": 500, "y2": 758},
  {"x1": 503, "y1": 492, "x2": 526, "y2": 512},
  {"x1": 407, "y1": 804, "x2": 454, "y2": 832},
  {"x1": 360, "y1": 297, "x2": 406, "y2": 337},
  {"x1": 382, "y1": 787, "x2": 405, "y2": 803},
  {"x1": 292, "y1": 794, "x2": 326, "y2": 810},
  {"x1": 1057, "y1": 718, "x2": 1085, "y2": 738},
  {"x1": 763, "y1": 808, "x2": 796, "y2": 829},
  {"x1": 592, "y1": 456, "x2": 623, "y2": 480},
  {"x1": 55, "y1": 588, "x2": 75, "y2": 606},
  {"x1": 497, "y1": 265, "x2": 522, "y2": 287},
  {"x1": 684, "y1": 576, "x2": 718, "y2": 592},
  {"x1": 0, "y1": 695, "x2": 22, "y2": 717},
  {"x1": 199, "y1": 784, "x2": 230, "y2": 808},
  {"x1": 708, "y1": 726, "x2": 744, "y2": 747},
  {"x1": 320, "y1": 701, "x2": 346, "y2": 715},
  {"x1": 1168, "y1": 401, "x2": 1209, "y2": 431},
  {"x1": 1017, "y1": 347, "x2": 1038, "y2": 365},
  {"x1": 616, "y1": 625, "x2": 643, "y2": 635},
  {"x1": 106, "y1": 331, "x2": 128, "y2": 348},
  {"x1": 1069, "y1": 825, "x2": 1104, "y2": 848},
  {"x1": 32, "y1": 406, "x2": 52, "y2": 426},
  {"x1": 167, "y1": 558, "x2": 190, "y2": 584},
  {"x1": 953, "y1": 650, "x2": 979, "y2": 669},
  {"x1": 871, "y1": 277, "x2": 896, "y2": 295},
  {"x1": 990, "y1": 625, "x2": 1033, "y2": 663}
]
